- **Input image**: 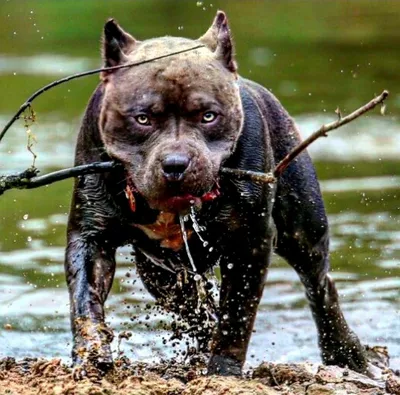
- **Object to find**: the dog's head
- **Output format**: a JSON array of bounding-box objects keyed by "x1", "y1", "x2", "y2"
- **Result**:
[{"x1": 99, "y1": 11, "x2": 244, "y2": 213}]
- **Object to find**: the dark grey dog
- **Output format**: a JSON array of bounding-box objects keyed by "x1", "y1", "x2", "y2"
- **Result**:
[{"x1": 65, "y1": 11, "x2": 370, "y2": 376}]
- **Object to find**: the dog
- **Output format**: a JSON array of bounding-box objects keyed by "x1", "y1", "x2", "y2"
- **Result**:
[{"x1": 65, "y1": 11, "x2": 369, "y2": 376}]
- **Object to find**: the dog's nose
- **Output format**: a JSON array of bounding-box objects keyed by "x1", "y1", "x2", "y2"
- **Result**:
[{"x1": 162, "y1": 154, "x2": 191, "y2": 181}]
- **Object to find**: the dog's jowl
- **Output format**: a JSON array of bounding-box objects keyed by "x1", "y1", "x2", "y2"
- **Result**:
[{"x1": 65, "y1": 11, "x2": 368, "y2": 376}]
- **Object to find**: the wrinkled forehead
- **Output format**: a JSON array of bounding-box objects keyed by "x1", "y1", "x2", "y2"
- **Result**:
[
  {"x1": 127, "y1": 36, "x2": 213, "y2": 63},
  {"x1": 109, "y1": 37, "x2": 238, "y2": 106}
]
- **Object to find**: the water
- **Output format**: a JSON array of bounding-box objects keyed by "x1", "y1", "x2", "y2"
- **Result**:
[{"x1": 0, "y1": 0, "x2": 399, "y2": 369}]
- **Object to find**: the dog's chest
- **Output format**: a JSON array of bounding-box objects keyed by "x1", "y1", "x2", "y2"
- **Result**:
[{"x1": 134, "y1": 212, "x2": 193, "y2": 251}]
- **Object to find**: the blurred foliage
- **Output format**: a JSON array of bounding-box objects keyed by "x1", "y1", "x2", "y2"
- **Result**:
[{"x1": 0, "y1": 0, "x2": 399, "y2": 116}]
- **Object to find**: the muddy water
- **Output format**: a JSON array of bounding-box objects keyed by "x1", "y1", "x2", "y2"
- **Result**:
[{"x1": 0, "y1": 0, "x2": 399, "y2": 370}]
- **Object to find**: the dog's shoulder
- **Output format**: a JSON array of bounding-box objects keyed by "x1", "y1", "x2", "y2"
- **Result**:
[
  {"x1": 239, "y1": 78, "x2": 295, "y2": 134},
  {"x1": 75, "y1": 84, "x2": 107, "y2": 166},
  {"x1": 238, "y1": 77, "x2": 303, "y2": 161}
]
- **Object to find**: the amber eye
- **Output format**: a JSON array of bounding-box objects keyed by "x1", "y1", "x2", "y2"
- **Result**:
[
  {"x1": 135, "y1": 114, "x2": 150, "y2": 125},
  {"x1": 202, "y1": 111, "x2": 217, "y2": 123}
]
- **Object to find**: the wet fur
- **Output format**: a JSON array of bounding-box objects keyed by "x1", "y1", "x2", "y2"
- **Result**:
[{"x1": 65, "y1": 13, "x2": 368, "y2": 376}]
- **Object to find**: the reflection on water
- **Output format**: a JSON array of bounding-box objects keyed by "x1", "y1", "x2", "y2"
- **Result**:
[{"x1": 0, "y1": 0, "x2": 399, "y2": 370}]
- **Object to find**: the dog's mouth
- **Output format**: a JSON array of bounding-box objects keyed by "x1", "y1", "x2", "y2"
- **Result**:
[
  {"x1": 157, "y1": 186, "x2": 220, "y2": 213},
  {"x1": 125, "y1": 179, "x2": 220, "y2": 214}
]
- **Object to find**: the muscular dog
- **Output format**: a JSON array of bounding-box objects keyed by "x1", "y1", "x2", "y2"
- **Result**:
[{"x1": 65, "y1": 11, "x2": 369, "y2": 376}]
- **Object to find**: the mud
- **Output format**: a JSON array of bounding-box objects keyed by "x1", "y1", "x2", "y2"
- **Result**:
[{"x1": 1, "y1": 353, "x2": 399, "y2": 395}]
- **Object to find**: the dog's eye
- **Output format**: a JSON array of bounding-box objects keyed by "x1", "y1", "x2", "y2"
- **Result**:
[
  {"x1": 202, "y1": 111, "x2": 217, "y2": 123},
  {"x1": 135, "y1": 114, "x2": 151, "y2": 126}
]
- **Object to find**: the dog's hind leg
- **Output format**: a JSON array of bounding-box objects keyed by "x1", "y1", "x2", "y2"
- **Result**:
[{"x1": 272, "y1": 152, "x2": 368, "y2": 374}]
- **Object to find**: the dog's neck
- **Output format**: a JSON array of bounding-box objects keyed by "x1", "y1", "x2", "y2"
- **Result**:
[{"x1": 125, "y1": 183, "x2": 194, "y2": 251}]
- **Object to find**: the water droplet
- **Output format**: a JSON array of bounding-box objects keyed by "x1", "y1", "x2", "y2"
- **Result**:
[
  {"x1": 27, "y1": 236, "x2": 32, "y2": 242},
  {"x1": 179, "y1": 216, "x2": 197, "y2": 272},
  {"x1": 203, "y1": 241, "x2": 209, "y2": 247},
  {"x1": 196, "y1": 1, "x2": 203, "y2": 6},
  {"x1": 227, "y1": 263, "x2": 234, "y2": 269},
  {"x1": 194, "y1": 274, "x2": 201, "y2": 281},
  {"x1": 23, "y1": 214, "x2": 29, "y2": 220}
]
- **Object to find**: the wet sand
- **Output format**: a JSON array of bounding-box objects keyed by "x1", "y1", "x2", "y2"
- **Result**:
[{"x1": 1, "y1": 354, "x2": 399, "y2": 395}]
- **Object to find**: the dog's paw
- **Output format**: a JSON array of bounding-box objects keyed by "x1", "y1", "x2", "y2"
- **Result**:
[
  {"x1": 320, "y1": 329, "x2": 369, "y2": 374},
  {"x1": 72, "y1": 326, "x2": 114, "y2": 380},
  {"x1": 207, "y1": 355, "x2": 242, "y2": 376},
  {"x1": 73, "y1": 342, "x2": 113, "y2": 370},
  {"x1": 72, "y1": 343, "x2": 114, "y2": 382},
  {"x1": 72, "y1": 317, "x2": 114, "y2": 376},
  {"x1": 72, "y1": 362, "x2": 107, "y2": 382}
]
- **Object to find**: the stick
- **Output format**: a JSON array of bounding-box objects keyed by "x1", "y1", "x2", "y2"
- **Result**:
[
  {"x1": 0, "y1": 90, "x2": 389, "y2": 195},
  {"x1": 273, "y1": 90, "x2": 389, "y2": 177},
  {"x1": 0, "y1": 162, "x2": 120, "y2": 195},
  {"x1": 0, "y1": 45, "x2": 205, "y2": 144},
  {"x1": 220, "y1": 168, "x2": 276, "y2": 184}
]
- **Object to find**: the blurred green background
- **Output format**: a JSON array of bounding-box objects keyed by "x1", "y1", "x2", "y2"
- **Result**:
[{"x1": 0, "y1": 0, "x2": 399, "y2": 367}]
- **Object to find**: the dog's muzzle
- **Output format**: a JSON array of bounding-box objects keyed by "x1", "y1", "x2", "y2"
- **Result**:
[
  {"x1": 161, "y1": 153, "x2": 191, "y2": 182},
  {"x1": 125, "y1": 178, "x2": 220, "y2": 214}
]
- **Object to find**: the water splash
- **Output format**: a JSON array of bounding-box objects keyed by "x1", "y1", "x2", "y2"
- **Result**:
[
  {"x1": 179, "y1": 215, "x2": 197, "y2": 273},
  {"x1": 189, "y1": 206, "x2": 209, "y2": 247},
  {"x1": 179, "y1": 215, "x2": 211, "y2": 315}
]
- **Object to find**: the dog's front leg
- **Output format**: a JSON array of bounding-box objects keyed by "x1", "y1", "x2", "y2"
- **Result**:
[
  {"x1": 65, "y1": 230, "x2": 116, "y2": 372},
  {"x1": 208, "y1": 220, "x2": 274, "y2": 376}
]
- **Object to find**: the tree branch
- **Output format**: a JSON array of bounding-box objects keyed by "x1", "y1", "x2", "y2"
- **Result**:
[
  {"x1": 273, "y1": 90, "x2": 389, "y2": 177},
  {"x1": 0, "y1": 45, "x2": 205, "y2": 144},
  {"x1": 0, "y1": 90, "x2": 389, "y2": 195},
  {"x1": 0, "y1": 162, "x2": 120, "y2": 195},
  {"x1": 220, "y1": 168, "x2": 276, "y2": 184}
]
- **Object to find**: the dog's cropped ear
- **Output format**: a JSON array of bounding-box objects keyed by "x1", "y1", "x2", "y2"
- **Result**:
[
  {"x1": 198, "y1": 11, "x2": 237, "y2": 73},
  {"x1": 102, "y1": 19, "x2": 137, "y2": 68}
]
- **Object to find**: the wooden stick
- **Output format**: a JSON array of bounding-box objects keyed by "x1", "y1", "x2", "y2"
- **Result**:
[
  {"x1": 273, "y1": 90, "x2": 389, "y2": 177},
  {"x1": 0, "y1": 45, "x2": 205, "y2": 144},
  {"x1": 0, "y1": 162, "x2": 120, "y2": 195},
  {"x1": 220, "y1": 168, "x2": 276, "y2": 184},
  {"x1": 0, "y1": 90, "x2": 389, "y2": 195}
]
